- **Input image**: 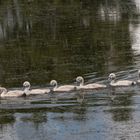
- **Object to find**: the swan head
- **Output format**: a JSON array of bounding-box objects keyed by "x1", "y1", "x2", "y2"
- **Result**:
[
  {"x1": 76, "y1": 76, "x2": 84, "y2": 86},
  {"x1": 108, "y1": 73, "x2": 116, "y2": 81},
  {"x1": 0, "y1": 87, "x2": 7, "y2": 94},
  {"x1": 23, "y1": 81, "x2": 31, "y2": 88},
  {"x1": 50, "y1": 80, "x2": 58, "y2": 91},
  {"x1": 50, "y1": 80, "x2": 57, "y2": 86}
]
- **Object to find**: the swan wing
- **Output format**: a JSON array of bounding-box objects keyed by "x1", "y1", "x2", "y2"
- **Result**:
[
  {"x1": 112, "y1": 80, "x2": 134, "y2": 86},
  {"x1": 78, "y1": 83, "x2": 106, "y2": 89},
  {"x1": 2, "y1": 90, "x2": 24, "y2": 97},
  {"x1": 29, "y1": 88, "x2": 50, "y2": 95},
  {"x1": 88, "y1": 83, "x2": 106, "y2": 88},
  {"x1": 55, "y1": 85, "x2": 75, "y2": 92}
]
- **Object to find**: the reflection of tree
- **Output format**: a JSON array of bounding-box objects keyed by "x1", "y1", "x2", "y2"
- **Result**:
[
  {"x1": 21, "y1": 111, "x2": 47, "y2": 129},
  {"x1": 111, "y1": 107, "x2": 132, "y2": 122},
  {"x1": 109, "y1": 93, "x2": 133, "y2": 122},
  {"x1": 0, "y1": 0, "x2": 138, "y2": 87},
  {"x1": 73, "y1": 105, "x2": 87, "y2": 121},
  {"x1": 0, "y1": 112, "x2": 15, "y2": 132}
]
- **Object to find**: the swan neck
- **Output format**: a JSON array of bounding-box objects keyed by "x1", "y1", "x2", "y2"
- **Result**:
[
  {"x1": 110, "y1": 79, "x2": 115, "y2": 84},
  {"x1": 80, "y1": 79, "x2": 84, "y2": 86},
  {"x1": 28, "y1": 84, "x2": 31, "y2": 89},
  {"x1": 24, "y1": 86, "x2": 30, "y2": 94},
  {"x1": 54, "y1": 82, "x2": 58, "y2": 90}
]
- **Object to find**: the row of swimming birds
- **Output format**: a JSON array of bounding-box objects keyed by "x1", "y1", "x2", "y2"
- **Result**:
[{"x1": 0, "y1": 71, "x2": 140, "y2": 98}]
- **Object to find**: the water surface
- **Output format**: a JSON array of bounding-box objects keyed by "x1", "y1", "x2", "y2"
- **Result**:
[{"x1": 0, "y1": 0, "x2": 140, "y2": 140}]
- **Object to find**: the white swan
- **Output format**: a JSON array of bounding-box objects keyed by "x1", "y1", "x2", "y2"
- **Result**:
[
  {"x1": 23, "y1": 81, "x2": 50, "y2": 96},
  {"x1": 108, "y1": 73, "x2": 136, "y2": 87},
  {"x1": 76, "y1": 76, "x2": 106, "y2": 90},
  {"x1": 0, "y1": 86, "x2": 26, "y2": 98},
  {"x1": 50, "y1": 80, "x2": 76, "y2": 92}
]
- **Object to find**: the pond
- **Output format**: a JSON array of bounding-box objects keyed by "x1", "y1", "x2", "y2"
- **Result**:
[{"x1": 0, "y1": 0, "x2": 140, "y2": 139}]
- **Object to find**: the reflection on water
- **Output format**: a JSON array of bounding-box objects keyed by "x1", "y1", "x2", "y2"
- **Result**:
[
  {"x1": 108, "y1": 92, "x2": 134, "y2": 122},
  {"x1": 0, "y1": 90, "x2": 140, "y2": 140},
  {"x1": 0, "y1": 0, "x2": 140, "y2": 140},
  {"x1": 0, "y1": 0, "x2": 138, "y2": 87}
]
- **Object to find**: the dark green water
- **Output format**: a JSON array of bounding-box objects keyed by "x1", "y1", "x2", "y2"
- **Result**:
[{"x1": 1, "y1": 0, "x2": 140, "y2": 139}]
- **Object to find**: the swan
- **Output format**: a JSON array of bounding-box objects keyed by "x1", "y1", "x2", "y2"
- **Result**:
[
  {"x1": 76, "y1": 76, "x2": 106, "y2": 90},
  {"x1": 0, "y1": 86, "x2": 26, "y2": 98},
  {"x1": 108, "y1": 73, "x2": 136, "y2": 87},
  {"x1": 23, "y1": 81, "x2": 50, "y2": 96},
  {"x1": 50, "y1": 80, "x2": 76, "y2": 92}
]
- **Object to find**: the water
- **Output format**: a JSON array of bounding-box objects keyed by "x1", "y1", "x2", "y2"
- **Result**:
[{"x1": 0, "y1": 0, "x2": 140, "y2": 139}]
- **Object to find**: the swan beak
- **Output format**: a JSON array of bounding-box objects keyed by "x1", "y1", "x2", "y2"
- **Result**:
[{"x1": 108, "y1": 77, "x2": 111, "y2": 81}]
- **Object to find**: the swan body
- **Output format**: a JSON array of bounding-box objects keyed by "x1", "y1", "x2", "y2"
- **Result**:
[
  {"x1": 109, "y1": 73, "x2": 136, "y2": 87},
  {"x1": 50, "y1": 80, "x2": 76, "y2": 92},
  {"x1": 23, "y1": 81, "x2": 50, "y2": 96},
  {"x1": 0, "y1": 87, "x2": 26, "y2": 98},
  {"x1": 76, "y1": 76, "x2": 106, "y2": 90}
]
